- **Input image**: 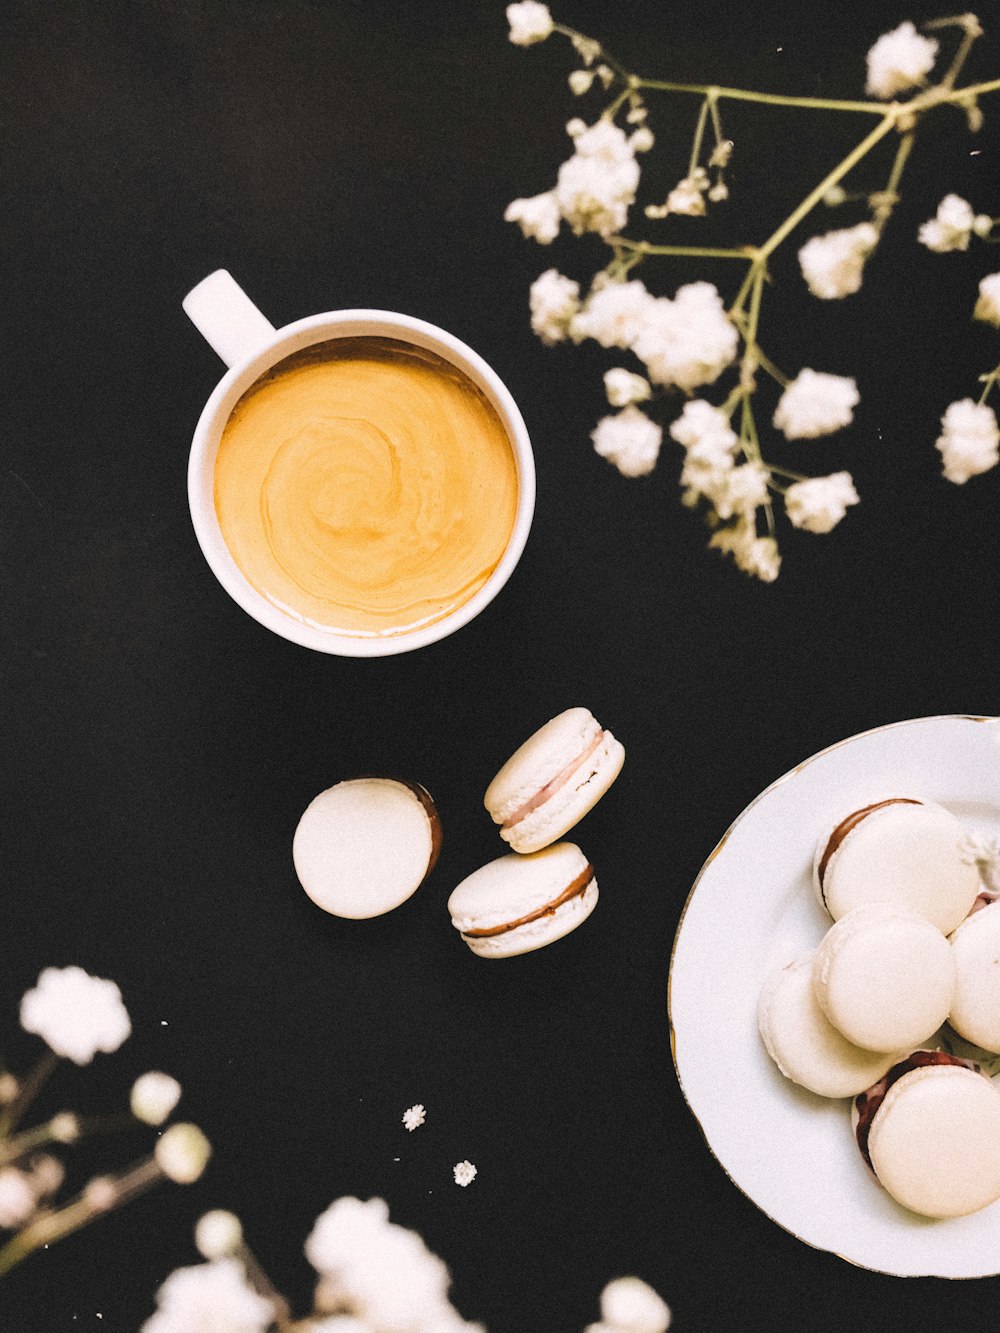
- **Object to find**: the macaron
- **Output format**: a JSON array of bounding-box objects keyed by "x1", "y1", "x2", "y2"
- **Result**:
[
  {"x1": 949, "y1": 898, "x2": 1000, "y2": 1053},
  {"x1": 854, "y1": 1050, "x2": 1000, "y2": 1218},
  {"x1": 293, "y1": 777, "x2": 441, "y2": 919},
  {"x1": 757, "y1": 953, "x2": 902, "y2": 1098},
  {"x1": 812, "y1": 905, "x2": 956, "y2": 1053},
  {"x1": 447, "y1": 842, "x2": 597, "y2": 958},
  {"x1": 484, "y1": 707, "x2": 625, "y2": 854},
  {"x1": 812, "y1": 797, "x2": 979, "y2": 934}
]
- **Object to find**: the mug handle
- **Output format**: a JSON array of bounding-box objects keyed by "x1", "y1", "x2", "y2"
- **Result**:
[{"x1": 182, "y1": 270, "x2": 277, "y2": 369}]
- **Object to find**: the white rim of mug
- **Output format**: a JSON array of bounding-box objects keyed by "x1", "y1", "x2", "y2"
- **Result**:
[{"x1": 188, "y1": 310, "x2": 536, "y2": 656}]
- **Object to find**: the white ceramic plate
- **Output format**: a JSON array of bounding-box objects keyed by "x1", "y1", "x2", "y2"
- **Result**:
[{"x1": 668, "y1": 715, "x2": 1000, "y2": 1277}]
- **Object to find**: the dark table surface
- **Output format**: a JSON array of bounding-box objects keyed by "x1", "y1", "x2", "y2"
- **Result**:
[{"x1": 2, "y1": 1, "x2": 1000, "y2": 1329}]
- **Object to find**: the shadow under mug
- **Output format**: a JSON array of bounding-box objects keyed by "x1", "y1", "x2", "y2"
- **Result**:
[{"x1": 183, "y1": 270, "x2": 536, "y2": 656}]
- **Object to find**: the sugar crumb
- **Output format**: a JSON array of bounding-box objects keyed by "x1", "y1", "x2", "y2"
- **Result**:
[
  {"x1": 402, "y1": 1104, "x2": 426, "y2": 1132},
  {"x1": 453, "y1": 1160, "x2": 477, "y2": 1187}
]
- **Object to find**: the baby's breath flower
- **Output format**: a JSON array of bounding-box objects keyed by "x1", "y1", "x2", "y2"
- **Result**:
[
  {"x1": 707, "y1": 181, "x2": 729, "y2": 203},
  {"x1": 798, "y1": 222, "x2": 878, "y2": 299},
  {"x1": 20, "y1": 966, "x2": 131, "y2": 1065},
  {"x1": 131, "y1": 1071, "x2": 182, "y2": 1126},
  {"x1": 569, "y1": 69, "x2": 596, "y2": 95},
  {"x1": 83, "y1": 1176, "x2": 119, "y2": 1212},
  {"x1": 504, "y1": 190, "x2": 560, "y2": 245},
  {"x1": 402, "y1": 1103, "x2": 426, "y2": 1132},
  {"x1": 664, "y1": 177, "x2": 706, "y2": 217},
  {"x1": 710, "y1": 462, "x2": 769, "y2": 521},
  {"x1": 772, "y1": 369, "x2": 859, "y2": 440},
  {"x1": 974, "y1": 272, "x2": 1000, "y2": 327},
  {"x1": 453, "y1": 1160, "x2": 477, "y2": 1187},
  {"x1": 155, "y1": 1123, "x2": 212, "y2": 1184},
  {"x1": 49, "y1": 1112, "x2": 80, "y2": 1143},
  {"x1": 710, "y1": 525, "x2": 782, "y2": 582},
  {"x1": 570, "y1": 278, "x2": 653, "y2": 349},
  {"x1": 919, "y1": 194, "x2": 976, "y2": 253},
  {"x1": 632, "y1": 282, "x2": 738, "y2": 392},
  {"x1": 785, "y1": 472, "x2": 859, "y2": 533},
  {"x1": 566, "y1": 117, "x2": 588, "y2": 138},
  {"x1": 669, "y1": 399, "x2": 738, "y2": 453},
  {"x1": 935, "y1": 398, "x2": 1000, "y2": 483},
  {"x1": 555, "y1": 120, "x2": 641, "y2": 238},
  {"x1": 591, "y1": 406, "x2": 663, "y2": 477},
  {"x1": 865, "y1": 21, "x2": 938, "y2": 99},
  {"x1": 505, "y1": 1, "x2": 553, "y2": 47},
  {"x1": 629, "y1": 127, "x2": 655, "y2": 153},
  {"x1": 0, "y1": 1168, "x2": 37, "y2": 1229},
  {"x1": 142, "y1": 1259, "x2": 273, "y2": 1333},
  {"x1": 195, "y1": 1210, "x2": 244, "y2": 1260},
  {"x1": 529, "y1": 269, "x2": 581, "y2": 344},
  {"x1": 600, "y1": 1275, "x2": 672, "y2": 1333},
  {"x1": 305, "y1": 1196, "x2": 464, "y2": 1329},
  {"x1": 603, "y1": 367, "x2": 652, "y2": 407}
]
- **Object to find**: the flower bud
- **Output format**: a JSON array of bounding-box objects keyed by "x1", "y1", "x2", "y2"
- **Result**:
[
  {"x1": 131, "y1": 1071, "x2": 182, "y2": 1125},
  {"x1": 155, "y1": 1123, "x2": 212, "y2": 1184},
  {"x1": 49, "y1": 1113, "x2": 79, "y2": 1144},
  {"x1": 195, "y1": 1208, "x2": 243, "y2": 1258}
]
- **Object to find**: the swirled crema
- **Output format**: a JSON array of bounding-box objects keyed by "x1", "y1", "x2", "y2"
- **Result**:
[{"x1": 214, "y1": 338, "x2": 519, "y2": 636}]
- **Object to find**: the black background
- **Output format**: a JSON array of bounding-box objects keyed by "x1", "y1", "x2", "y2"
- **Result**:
[{"x1": 2, "y1": 1, "x2": 1000, "y2": 1329}]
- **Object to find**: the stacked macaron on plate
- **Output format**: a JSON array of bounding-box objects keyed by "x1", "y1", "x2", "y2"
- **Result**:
[{"x1": 668, "y1": 715, "x2": 1000, "y2": 1277}]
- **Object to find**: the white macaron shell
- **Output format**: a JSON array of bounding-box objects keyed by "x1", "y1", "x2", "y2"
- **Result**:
[
  {"x1": 814, "y1": 800, "x2": 980, "y2": 933},
  {"x1": 484, "y1": 707, "x2": 603, "y2": 827},
  {"x1": 757, "y1": 954, "x2": 902, "y2": 1098},
  {"x1": 501, "y1": 731, "x2": 625, "y2": 855},
  {"x1": 448, "y1": 842, "x2": 596, "y2": 957},
  {"x1": 812, "y1": 905, "x2": 956, "y2": 1052},
  {"x1": 462, "y1": 879, "x2": 599, "y2": 958},
  {"x1": 950, "y1": 903, "x2": 1000, "y2": 1053},
  {"x1": 868, "y1": 1065, "x2": 1000, "y2": 1218},
  {"x1": 293, "y1": 778, "x2": 436, "y2": 919}
]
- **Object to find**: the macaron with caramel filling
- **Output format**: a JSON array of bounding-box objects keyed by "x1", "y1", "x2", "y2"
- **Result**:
[
  {"x1": 812, "y1": 904, "x2": 956, "y2": 1053},
  {"x1": 949, "y1": 896, "x2": 1000, "y2": 1053},
  {"x1": 448, "y1": 842, "x2": 597, "y2": 958},
  {"x1": 854, "y1": 1050, "x2": 1000, "y2": 1218},
  {"x1": 484, "y1": 708, "x2": 625, "y2": 855},
  {"x1": 293, "y1": 777, "x2": 441, "y2": 918},
  {"x1": 757, "y1": 952, "x2": 903, "y2": 1098},
  {"x1": 812, "y1": 797, "x2": 979, "y2": 933}
]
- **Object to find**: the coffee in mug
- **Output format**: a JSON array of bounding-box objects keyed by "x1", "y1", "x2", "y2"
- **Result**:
[
  {"x1": 214, "y1": 337, "x2": 518, "y2": 637},
  {"x1": 184, "y1": 272, "x2": 535, "y2": 656}
]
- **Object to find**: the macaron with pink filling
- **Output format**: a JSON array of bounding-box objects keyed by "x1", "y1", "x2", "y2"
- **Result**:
[{"x1": 484, "y1": 707, "x2": 624, "y2": 854}]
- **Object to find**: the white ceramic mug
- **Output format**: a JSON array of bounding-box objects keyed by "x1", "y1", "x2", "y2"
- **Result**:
[{"x1": 183, "y1": 270, "x2": 535, "y2": 656}]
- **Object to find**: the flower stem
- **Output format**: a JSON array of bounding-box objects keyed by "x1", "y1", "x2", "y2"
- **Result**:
[
  {"x1": 758, "y1": 111, "x2": 899, "y2": 261},
  {"x1": 978, "y1": 361, "x2": 1000, "y2": 405},
  {"x1": 687, "y1": 93, "x2": 714, "y2": 177},
  {"x1": 632, "y1": 77, "x2": 886, "y2": 115},
  {"x1": 0, "y1": 1054, "x2": 58, "y2": 1139},
  {"x1": 0, "y1": 1157, "x2": 163, "y2": 1277},
  {"x1": 607, "y1": 237, "x2": 758, "y2": 262}
]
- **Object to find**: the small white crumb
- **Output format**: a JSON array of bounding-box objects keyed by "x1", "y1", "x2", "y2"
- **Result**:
[
  {"x1": 402, "y1": 1104, "x2": 426, "y2": 1132},
  {"x1": 453, "y1": 1160, "x2": 477, "y2": 1187}
]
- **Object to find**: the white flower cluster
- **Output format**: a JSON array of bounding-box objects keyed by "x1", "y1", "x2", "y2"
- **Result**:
[
  {"x1": 506, "y1": 118, "x2": 645, "y2": 244},
  {"x1": 975, "y1": 272, "x2": 1000, "y2": 327},
  {"x1": 772, "y1": 370, "x2": 859, "y2": 440},
  {"x1": 586, "y1": 1276, "x2": 671, "y2": 1333},
  {"x1": 935, "y1": 398, "x2": 1000, "y2": 484},
  {"x1": 306, "y1": 1197, "x2": 482, "y2": 1332},
  {"x1": 143, "y1": 1258, "x2": 274, "y2": 1333},
  {"x1": 20, "y1": 966, "x2": 131, "y2": 1065},
  {"x1": 865, "y1": 21, "x2": 938, "y2": 99},
  {"x1": 798, "y1": 222, "x2": 878, "y2": 300},
  {"x1": 0, "y1": 1156, "x2": 64, "y2": 1230},
  {"x1": 918, "y1": 194, "x2": 993, "y2": 253},
  {"x1": 506, "y1": 1, "x2": 553, "y2": 47}
]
